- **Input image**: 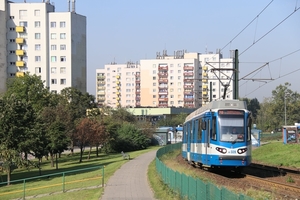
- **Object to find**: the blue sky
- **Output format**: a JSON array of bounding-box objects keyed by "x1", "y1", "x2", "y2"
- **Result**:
[{"x1": 14, "y1": 0, "x2": 300, "y2": 102}]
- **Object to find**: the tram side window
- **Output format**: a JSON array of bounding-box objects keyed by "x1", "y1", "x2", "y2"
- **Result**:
[
  {"x1": 189, "y1": 121, "x2": 193, "y2": 142},
  {"x1": 211, "y1": 117, "x2": 216, "y2": 140},
  {"x1": 198, "y1": 118, "x2": 202, "y2": 141}
]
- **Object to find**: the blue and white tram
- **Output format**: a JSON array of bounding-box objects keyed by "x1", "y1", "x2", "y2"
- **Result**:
[{"x1": 182, "y1": 99, "x2": 252, "y2": 169}]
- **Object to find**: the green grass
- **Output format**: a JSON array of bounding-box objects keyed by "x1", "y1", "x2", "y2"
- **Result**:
[
  {"x1": 252, "y1": 141, "x2": 300, "y2": 168},
  {"x1": 0, "y1": 146, "x2": 159, "y2": 200}
]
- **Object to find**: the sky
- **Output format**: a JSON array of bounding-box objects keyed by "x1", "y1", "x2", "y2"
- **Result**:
[{"x1": 14, "y1": 0, "x2": 300, "y2": 102}]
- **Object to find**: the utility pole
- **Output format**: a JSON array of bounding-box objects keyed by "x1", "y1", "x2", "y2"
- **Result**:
[{"x1": 234, "y1": 49, "x2": 239, "y2": 99}]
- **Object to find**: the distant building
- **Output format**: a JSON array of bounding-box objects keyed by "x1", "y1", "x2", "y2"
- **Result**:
[
  {"x1": 0, "y1": 0, "x2": 86, "y2": 94},
  {"x1": 96, "y1": 50, "x2": 235, "y2": 108}
]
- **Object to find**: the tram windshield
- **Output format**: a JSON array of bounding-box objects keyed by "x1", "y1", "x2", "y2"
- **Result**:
[{"x1": 218, "y1": 116, "x2": 245, "y2": 142}]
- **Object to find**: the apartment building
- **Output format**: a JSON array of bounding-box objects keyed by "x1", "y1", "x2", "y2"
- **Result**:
[
  {"x1": 0, "y1": 0, "x2": 86, "y2": 94},
  {"x1": 96, "y1": 62, "x2": 140, "y2": 108},
  {"x1": 96, "y1": 50, "x2": 235, "y2": 109}
]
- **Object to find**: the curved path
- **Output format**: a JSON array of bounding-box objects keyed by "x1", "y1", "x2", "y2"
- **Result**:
[{"x1": 100, "y1": 150, "x2": 157, "y2": 200}]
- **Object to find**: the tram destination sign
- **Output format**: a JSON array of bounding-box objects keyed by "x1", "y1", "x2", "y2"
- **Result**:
[{"x1": 218, "y1": 110, "x2": 244, "y2": 115}]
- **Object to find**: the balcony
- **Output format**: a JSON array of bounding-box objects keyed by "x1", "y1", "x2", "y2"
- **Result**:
[
  {"x1": 136, "y1": 97, "x2": 141, "y2": 101},
  {"x1": 184, "y1": 91, "x2": 193, "y2": 95},
  {"x1": 184, "y1": 85, "x2": 194, "y2": 89},
  {"x1": 158, "y1": 66, "x2": 168, "y2": 70},
  {"x1": 203, "y1": 85, "x2": 208, "y2": 89},
  {"x1": 203, "y1": 66, "x2": 208, "y2": 71},
  {"x1": 158, "y1": 98, "x2": 168, "y2": 101},
  {"x1": 184, "y1": 103, "x2": 195, "y2": 108},
  {"x1": 16, "y1": 61, "x2": 25, "y2": 67},
  {"x1": 158, "y1": 72, "x2": 168, "y2": 77},
  {"x1": 158, "y1": 79, "x2": 168, "y2": 83},
  {"x1": 116, "y1": 97, "x2": 120, "y2": 101},
  {"x1": 158, "y1": 91, "x2": 168, "y2": 95},
  {"x1": 116, "y1": 75, "x2": 120, "y2": 79},
  {"x1": 184, "y1": 72, "x2": 194, "y2": 76},
  {"x1": 136, "y1": 90, "x2": 140, "y2": 94},
  {"x1": 116, "y1": 92, "x2": 120, "y2": 95},
  {"x1": 116, "y1": 86, "x2": 120, "y2": 90},
  {"x1": 202, "y1": 73, "x2": 208, "y2": 77},
  {"x1": 184, "y1": 79, "x2": 193, "y2": 83},
  {"x1": 16, "y1": 50, "x2": 25, "y2": 56},
  {"x1": 16, "y1": 38, "x2": 24, "y2": 44},
  {"x1": 97, "y1": 86, "x2": 105, "y2": 90},
  {"x1": 203, "y1": 91, "x2": 208, "y2": 95},
  {"x1": 16, "y1": 72, "x2": 25, "y2": 77},
  {"x1": 97, "y1": 76, "x2": 105, "y2": 80},
  {"x1": 98, "y1": 81, "x2": 105, "y2": 84},
  {"x1": 184, "y1": 98, "x2": 194, "y2": 102},
  {"x1": 98, "y1": 97, "x2": 105, "y2": 101},
  {"x1": 202, "y1": 79, "x2": 208, "y2": 83},
  {"x1": 135, "y1": 79, "x2": 140, "y2": 83},
  {"x1": 184, "y1": 66, "x2": 194, "y2": 70},
  {"x1": 16, "y1": 26, "x2": 25, "y2": 33},
  {"x1": 158, "y1": 103, "x2": 168, "y2": 108},
  {"x1": 116, "y1": 81, "x2": 120, "y2": 85},
  {"x1": 136, "y1": 102, "x2": 141, "y2": 106},
  {"x1": 98, "y1": 91, "x2": 105, "y2": 95}
]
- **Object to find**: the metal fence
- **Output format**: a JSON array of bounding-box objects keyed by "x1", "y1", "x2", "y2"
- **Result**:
[
  {"x1": 156, "y1": 143, "x2": 253, "y2": 200},
  {"x1": 0, "y1": 166, "x2": 104, "y2": 200}
]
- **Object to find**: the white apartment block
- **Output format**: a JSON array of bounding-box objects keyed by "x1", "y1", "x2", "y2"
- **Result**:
[
  {"x1": 96, "y1": 50, "x2": 235, "y2": 109},
  {"x1": 0, "y1": 0, "x2": 86, "y2": 94},
  {"x1": 96, "y1": 62, "x2": 140, "y2": 108}
]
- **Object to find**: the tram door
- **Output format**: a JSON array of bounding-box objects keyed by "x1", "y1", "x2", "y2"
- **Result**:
[
  {"x1": 204, "y1": 119, "x2": 210, "y2": 164},
  {"x1": 187, "y1": 121, "x2": 191, "y2": 161}
]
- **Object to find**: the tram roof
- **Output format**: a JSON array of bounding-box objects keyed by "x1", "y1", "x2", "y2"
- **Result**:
[{"x1": 185, "y1": 99, "x2": 247, "y2": 122}]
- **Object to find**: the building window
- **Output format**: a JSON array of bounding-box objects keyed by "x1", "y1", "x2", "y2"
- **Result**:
[
  {"x1": 60, "y1": 56, "x2": 66, "y2": 62},
  {"x1": 60, "y1": 67, "x2": 66, "y2": 74},
  {"x1": 34, "y1": 21, "x2": 40, "y2": 27},
  {"x1": 19, "y1": 21, "x2": 28, "y2": 27},
  {"x1": 60, "y1": 33, "x2": 66, "y2": 39},
  {"x1": 35, "y1": 67, "x2": 41, "y2": 73},
  {"x1": 178, "y1": 88, "x2": 181, "y2": 92},
  {"x1": 51, "y1": 90, "x2": 57, "y2": 94},
  {"x1": 178, "y1": 76, "x2": 181, "y2": 80},
  {"x1": 35, "y1": 33, "x2": 41, "y2": 39},
  {"x1": 153, "y1": 76, "x2": 156, "y2": 80},
  {"x1": 51, "y1": 45, "x2": 56, "y2": 50},
  {"x1": 170, "y1": 88, "x2": 174, "y2": 92},
  {"x1": 19, "y1": 32, "x2": 27, "y2": 39},
  {"x1": 50, "y1": 22, "x2": 56, "y2": 28},
  {"x1": 51, "y1": 79, "x2": 57, "y2": 84},
  {"x1": 60, "y1": 45, "x2": 66, "y2": 50},
  {"x1": 170, "y1": 64, "x2": 174, "y2": 68},
  {"x1": 19, "y1": 10, "x2": 27, "y2": 19},
  {"x1": 170, "y1": 95, "x2": 174, "y2": 98},
  {"x1": 35, "y1": 44, "x2": 41, "y2": 51},
  {"x1": 10, "y1": 16, "x2": 14, "y2": 19},
  {"x1": 153, "y1": 83, "x2": 156, "y2": 86},
  {"x1": 51, "y1": 67, "x2": 56, "y2": 73},
  {"x1": 60, "y1": 22, "x2": 66, "y2": 28},
  {"x1": 9, "y1": 51, "x2": 15, "y2": 54},
  {"x1": 178, "y1": 70, "x2": 181, "y2": 73},
  {"x1": 9, "y1": 27, "x2": 15, "y2": 31},
  {"x1": 178, "y1": 63, "x2": 181, "y2": 67},
  {"x1": 9, "y1": 39, "x2": 15, "y2": 42},
  {"x1": 153, "y1": 89, "x2": 156, "y2": 92},
  {"x1": 153, "y1": 95, "x2": 156, "y2": 98},
  {"x1": 170, "y1": 76, "x2": 174, "y2": 80},
  {"x1": 51, "y1": 33, "x2": 56, "y2": 39},
  {"x1": 34, "y1": 10, "x2": 40, "y2": 16},
  {"x1": 60, "y1": 79, "x2": 66, "y2": 85},
  {"x1": 170, "y1": 101, "x2": 174, "y2": 105},
  {"x1": 51, "y1": 56, "x2": 57, "y2": 62},
  {"x1": 35, "y1": 56, "x2": 41, "y2": 62}
]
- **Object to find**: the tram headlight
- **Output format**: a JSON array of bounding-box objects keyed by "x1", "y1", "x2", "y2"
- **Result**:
[
  {"x1": 216, "y1": 147, "x2": 227, "y2": 154},
  {"x1": 237, "y1": 148, "x2": 247, "y2": 154}
]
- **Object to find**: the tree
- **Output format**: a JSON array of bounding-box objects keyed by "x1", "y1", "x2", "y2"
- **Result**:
[
  {"x1": 75, "y1": 118, "x2": 94, "y2": 162},
  {"x1": 0, "y1": 96, "x2": 36, "y2": 184},
  {"x1": 60, "y1": 88, "x2": 98, "y2": 154},
  {"x1": 241, "y1": 98, "x2": 260, "y2": 123}
]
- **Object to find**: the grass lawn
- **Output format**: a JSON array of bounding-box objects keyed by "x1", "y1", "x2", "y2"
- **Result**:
[{"x1": 0, "y1": 146, "x2": 159, "y2": 200}]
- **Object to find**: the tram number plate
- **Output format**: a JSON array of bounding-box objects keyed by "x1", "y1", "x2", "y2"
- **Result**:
[{"x1": 229, "y1": 150, "x2": 236, "y2": 154}]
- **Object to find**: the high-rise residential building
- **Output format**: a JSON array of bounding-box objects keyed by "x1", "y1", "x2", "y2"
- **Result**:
[
  {"x1": 96, "y1": 62, "x2": 140, "y2": 108},
  {"x1": 0, "y1": 0, "x2": 86, "y2": 94},
  {"x1": 96, "y1": 50, "x2": 235, "y2": 109}
]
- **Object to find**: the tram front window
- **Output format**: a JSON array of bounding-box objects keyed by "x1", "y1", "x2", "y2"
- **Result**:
[{"x1": 219, "y1": 117, "x2": 245, "y2": 142}]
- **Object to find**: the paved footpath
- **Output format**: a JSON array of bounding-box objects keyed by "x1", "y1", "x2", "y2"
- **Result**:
[{"x1": 100, "y1": 150, "x2": 157, "y2": 200}]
